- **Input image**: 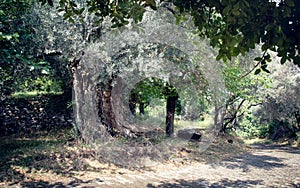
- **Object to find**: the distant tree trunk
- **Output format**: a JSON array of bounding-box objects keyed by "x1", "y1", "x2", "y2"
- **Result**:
[
  {"x1": 129, "y1": 92, "x2": 137, "y2": 116},
  {"x1": 139, "y1": 102, "x2": 145, "y2": 115},
  {"x1": 166, "y1": 95, "x2": 179, "y2": 137}
]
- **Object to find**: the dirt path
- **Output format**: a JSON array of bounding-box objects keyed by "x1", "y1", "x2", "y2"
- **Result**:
[{"x1": 73, "y1": 143, "x2": 300, "y2": 188}]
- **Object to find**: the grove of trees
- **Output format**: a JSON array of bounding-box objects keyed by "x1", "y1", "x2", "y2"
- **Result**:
[{"x1": 0, "y1": 0, "x2": 299, "y2": 146}]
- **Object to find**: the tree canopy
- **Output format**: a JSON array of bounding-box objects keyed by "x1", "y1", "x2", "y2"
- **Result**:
[
  {"x1": 42, "y1": 0, "x2": 300, "y2": 69},
  {"x1": 0, "y1": 1, "x2": 299, "y2": 169}
]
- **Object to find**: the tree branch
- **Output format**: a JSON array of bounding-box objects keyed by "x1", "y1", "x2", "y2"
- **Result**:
[{"x1": 240, "y1": 50, "x2": 268, "y2": 79}]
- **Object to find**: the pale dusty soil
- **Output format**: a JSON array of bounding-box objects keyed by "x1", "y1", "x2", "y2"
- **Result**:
[
  {"x1": 76, "y1": 143, "x2": 300, "y2": 188},
  {"x1": 4, "y1": 143, "x2": 299, "y2": 188}
]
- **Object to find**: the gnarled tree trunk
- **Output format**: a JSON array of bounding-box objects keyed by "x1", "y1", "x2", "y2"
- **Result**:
[
  {"x1": 96, "y1": 79, "x2": 138, "y2": 138},
  {"x1": 96, "y1": 80, "x2": 119, "y2": 136}
]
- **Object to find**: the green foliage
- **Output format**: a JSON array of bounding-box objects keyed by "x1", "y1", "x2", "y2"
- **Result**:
[
  {"x1": 129, "y1": 77, "x2": 180, "y2": 115},
  {"x1": 0, "y1": 0, "x2": 33, "y2": 97},
  {"x1": 260, "y1": 63, "x2": 300, "y2": 138},
  {"x1": 132, "y1": 77, "x2": 178, "y2": 101},
  {"x1": 173, "y1": 0, "x2": 300, "y2": 67},
  {"x1": 237, "y1": 62, "x2": 300, "y2": 140},
  {"x1": 2, "y1": 0, "x2": 294, "y2": 140},
  {"x1": 18, "y1": 76, "x2": 63, "y2": 93},
  {"x1": 46, "y1": 0, "x2": 300, "y2": 68},
  {"x1": 224, "y1": 60, "x2": 270, "y2": 101},
  {"x1": 54, "y1": 0, "x2": 155, "y2": 27},
  {"x1": 236, "y1": 112, "x2": 270, "y2": 139},
  {"x1": 129, "y1": 76, "x2": 210, "y2": 120},
  {"x1": 0, "y1": 0, "x2": 73, "y2": 103},
  {"x1": 11, "y1": 91, "x2": 64, "y2": 99},
  {"x1": 221, "y1": 57, "x2": 271, "y2": 132}
]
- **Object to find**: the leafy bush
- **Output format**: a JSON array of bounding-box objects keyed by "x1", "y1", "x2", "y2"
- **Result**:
[
  {"x1": 18, "y1": 77, "x2": 63, "y2": 93},
  {"x1": 236, "y1": 62, "x2": 300, "y2": 141},
  {"x1": 237, "y1": 112, "x2": 298, "y2": 141},
  {"x1": 236, "y1": 112, "x2": 270, "y2": 139}
]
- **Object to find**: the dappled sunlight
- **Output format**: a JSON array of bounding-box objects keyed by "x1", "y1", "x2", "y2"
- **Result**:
[
  {"x1": 1, "y1": 129, "x2": 300, "y2": 187},
  {"x1": 1, "y1": 0, "x2": 299, "y2": 187},
  {"x1": 174, "y1": 116, "x2": 213, "y2": 130}
]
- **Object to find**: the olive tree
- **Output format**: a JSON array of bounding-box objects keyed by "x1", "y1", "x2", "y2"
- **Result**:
[
  {"x1": 43, "y1": 0, "x2": 299, "y2": 68},
  {"x1": 260, "y1": 61, "x2": 300, "y2": 139}
]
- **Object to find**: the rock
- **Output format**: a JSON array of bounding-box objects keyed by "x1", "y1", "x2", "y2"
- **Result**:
[{"x1": 177, "y1": 129, "x2": 202, "y2": 142}]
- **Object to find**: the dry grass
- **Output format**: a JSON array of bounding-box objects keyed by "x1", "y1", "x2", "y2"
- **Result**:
[{"x1": 0, "y1": 128, "x2": 248, "y2": 187}]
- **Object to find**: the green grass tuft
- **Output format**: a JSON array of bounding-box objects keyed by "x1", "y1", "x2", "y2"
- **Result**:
[{"x1": 11, "y1": 91, "x2": 63, "y2": 98}]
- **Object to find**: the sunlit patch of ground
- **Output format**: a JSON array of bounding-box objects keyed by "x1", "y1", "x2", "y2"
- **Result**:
[
  {"x1": 0, "y1": 128, "x2": 248, "y2": 187},
  {"x1": 174, "y1": 117, "x2": 213, "y2": 130},
  {"x1": 243, "y1": 138, "x2": 273, "y2": 145},
  {"x1": 244, "y1": 137, "x2": 300, "y2": 148}
]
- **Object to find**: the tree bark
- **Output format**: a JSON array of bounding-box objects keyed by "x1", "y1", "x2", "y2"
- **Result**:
[
  {"x1": 96, "y1": 79, "x2": 140, "y2": 138},
  {"x1": 139, "y1": 102, "x2": 145, "y2": 115},
  {"x1": 221, "y1": 98, "x2": 245, "y2": 133},
  {"x1": 129, "y1": 92, "x2": 137, "y2": 116},
  {"x1": 96, "y1": 80, "x2": 119, "y2": 136},
  {"x1": 166, "y1": 95, "x2": 178, "y2": 137}
]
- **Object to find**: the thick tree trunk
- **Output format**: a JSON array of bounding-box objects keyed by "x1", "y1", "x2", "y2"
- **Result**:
[
  {"x1": 166, "y1": 95, "x2": 178, "y2": 137},
  {"x1": 96, "y1": 80, "x2": 119, "y2": 136},
  {"x1": 96, "y1": 79, "x2": 139, "y2": 138}
]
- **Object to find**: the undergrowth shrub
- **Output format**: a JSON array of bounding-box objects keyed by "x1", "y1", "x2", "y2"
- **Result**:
[{"x1": 236, "y1": 113, "x2": 270, "y2": 139}]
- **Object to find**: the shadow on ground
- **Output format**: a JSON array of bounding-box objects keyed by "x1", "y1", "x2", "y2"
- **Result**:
[
  {"x1": 147, "y1": 179, "x2": 263, "y2": 188},
  {"x1": 219, "y1": 152, "x2": 285, "y2": 172},
  {"x1": 1, "y1": 136, "x2": 299, "y2": 187},
  {"x1": 0, "y1": 137, "x2": 101, "y2": 184},
  {"x1": 147, "y1": 179, "x2": 300, "y2": 188},
  {"x1": 212, "y1": 143, "x2": 300, "y2": 172},
  {"x1": 250, "y1": 143, "x2": 300, "y2": 154},
  {"x1": 8, "y1": 178, "x2": 104, "y2": 188}
]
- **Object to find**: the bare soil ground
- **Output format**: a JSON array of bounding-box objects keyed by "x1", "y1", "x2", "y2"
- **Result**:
[
  {"x1": 67, "y1": 143, "x2": 300, "y2": 188},
  {"x1": 1, "y1": 132, "x2": 299, "y2": 188}
]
